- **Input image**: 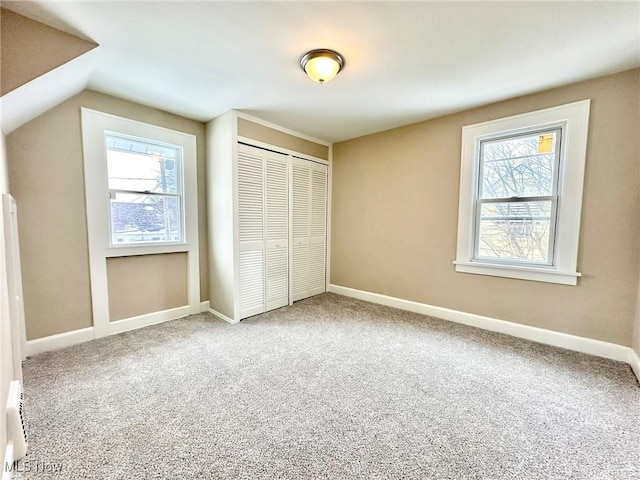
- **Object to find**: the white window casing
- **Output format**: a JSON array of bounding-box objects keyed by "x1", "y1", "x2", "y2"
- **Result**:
[
  {"x1": 81, "y1": 108, "x2": 200, "y2": 336},
  {"x1": 82, "y1": 109, "x2": 198, "y2": 257},
  {"x1": 454, "y1": 100, "x2": 591, "y2": 285}
]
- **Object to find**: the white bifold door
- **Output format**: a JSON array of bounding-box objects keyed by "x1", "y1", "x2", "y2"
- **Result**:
[
  {"x1": 238, "y1": 144, "x2": 289, "y2": 319},
  {"x1": 291, "y1": 157, "x2": 328, "y2": 302}
]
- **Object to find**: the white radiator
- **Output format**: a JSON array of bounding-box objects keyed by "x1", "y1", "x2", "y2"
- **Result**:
[{"x1": 6, "y1": 380, "x2": 27, "y2": 461}]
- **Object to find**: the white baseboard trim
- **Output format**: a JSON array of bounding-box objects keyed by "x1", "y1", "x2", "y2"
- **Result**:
[
  {"x1": 24, "y1": 305, "x2": 202, "y2": 356},
  {"x1": 200, "y1": 300, "x2": 211, "y2": 313},
  {"x1": 328, "y1": 284, "x2": 633, "y2": 366},
  {"x1": 109, "y1": 305, "x2": 190, "y2": 335},
  {"x1": 25, "y1": 326, "x2": 95, "y2": 357},
  {"x1": 629, "y1": 349, "x2": 640, "y2": 382},
  {"x1": 208, "y1": 307, "x2": 237, "y2": 324}
]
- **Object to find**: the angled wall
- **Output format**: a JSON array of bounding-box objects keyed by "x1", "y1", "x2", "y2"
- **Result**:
[
  {"x1": 0, "y1": 8, "x2": 97, "y2": 96},
  {"x1": 6, "y1": 90, "x2": 208, "y2": 340}
]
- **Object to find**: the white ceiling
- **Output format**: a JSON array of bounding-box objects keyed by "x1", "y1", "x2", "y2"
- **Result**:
[{"x1": 5, "y1": 1, "x2": 640, "y2": 143}]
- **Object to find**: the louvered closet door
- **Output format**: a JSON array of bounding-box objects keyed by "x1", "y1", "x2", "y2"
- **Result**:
[
  {"x1": 309, "y1": 162, "x2": 328, "y2": 296},
  {"x1": 264, "y1": 151, "x2": 289, "y2": 311},
  {"x1": 291, "y1": 158, "x2": 328, "y2": 302},
  {"x1": 238, "y1": 145, "x2": 265, "y2": 319},
  {"x1": 291, "y1": 158, "x2": 311, "y2": 302}
]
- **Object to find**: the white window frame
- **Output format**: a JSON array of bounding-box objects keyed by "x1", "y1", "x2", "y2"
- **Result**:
[
  {"x1": 81, "y1": 108, "x2": 200, "y2": 337},
  {"x1": 454, "y1": 100, "x2": 590, "y2": 286},
  {"x1": 473, "y1": 125, "x2": 563, "y2": 267},
  {"x1": 104, "y1": 131, "x2": 186, "y2": 248}
]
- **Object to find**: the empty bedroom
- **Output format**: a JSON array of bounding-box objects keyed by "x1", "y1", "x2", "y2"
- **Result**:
[{"x1": 0, "y1": 1, "x2": 639, "y2": 479}]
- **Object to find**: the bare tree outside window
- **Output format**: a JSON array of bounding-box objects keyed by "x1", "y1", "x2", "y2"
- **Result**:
[{"x1": 475, "y1": 129, "x2": 561, "y2": 264}]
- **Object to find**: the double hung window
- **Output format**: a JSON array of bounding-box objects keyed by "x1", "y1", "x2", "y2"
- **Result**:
[
  {"x1": 81, "y1": 108, "x2": 198, "y2": 257},
  {"x1": 106, "y1": 133, "x2": 184, "y2": 246},
  {"x1": 454, "y1": 100, "x2": 590, "y2": 285},
  {"x1": 474, "y1": 127, "x2": 561, "y2": 265}
]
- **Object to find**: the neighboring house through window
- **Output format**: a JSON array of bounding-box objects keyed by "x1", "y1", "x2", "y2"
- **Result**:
[{"x1": 454, "y1": 100, "x2": 591, "y2": 285}]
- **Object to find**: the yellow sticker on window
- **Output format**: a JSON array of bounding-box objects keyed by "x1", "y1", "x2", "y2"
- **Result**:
[{"x1": 537, "y1": 134, "x2": 553, "y2": 154}]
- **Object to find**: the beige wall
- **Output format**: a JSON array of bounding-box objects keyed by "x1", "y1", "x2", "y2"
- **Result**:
[
  {"x1": 238, "y1": 118, "x2": 329, "y2": 160},
  {"x1": 6, "y1": 90, "x2": 208, "y2": 340},
  {"x1": 332, "y1": 68, "x2": 640, "y2": 346},
  {"x1": 0, "y1": 8, "x2": 97, "y2": 96},
  {"x1": 107, "y1": 253, "x2": 188, "y2": 321}
]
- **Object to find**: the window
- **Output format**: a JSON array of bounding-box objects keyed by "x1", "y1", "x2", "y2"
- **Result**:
[
  {"x1": 475, "y1": 127, "x2": 561, "y2": 265},
  {"x1": 455, "y1": 100, "x2": 591, "y2": 285},
  {"x1": 81, "y1": 108, "x2": 198, "y2": 258},
  {"x1": 81, "y1": 109, "x2": 201, "y2": 334},
  {"x1": 106, "y1": 133, "x2": 183, "y2": 246}
]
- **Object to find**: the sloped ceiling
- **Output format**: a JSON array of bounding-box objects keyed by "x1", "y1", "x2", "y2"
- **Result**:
[
  {"x1": 3, "y1": 1, "x2": 640, "y2": 142},
  {"x1": 0, "y1": 8, "x2": 98, "y2": 134},
  {"x1": 1, "y1": 8, "x2": 97, "y2": 96}
]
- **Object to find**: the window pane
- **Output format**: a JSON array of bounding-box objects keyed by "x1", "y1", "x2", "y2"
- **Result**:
[
  {"x1": 106, "y1": 134, "x2": 179, "y2": 194},
  {"x1": 477, "y1": 201, "x2": 552, "y2": 263},
  {"x1": 480, "y1": 131, "x2": 557, "y2": 199},
  {"x1": 110, "y1": 193, "x2": 182, "y2": 245}
]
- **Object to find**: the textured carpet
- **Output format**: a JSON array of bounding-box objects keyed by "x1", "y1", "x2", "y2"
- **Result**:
[{"x1": 12, "y1": 293, "x2": 640, "y2": 479}]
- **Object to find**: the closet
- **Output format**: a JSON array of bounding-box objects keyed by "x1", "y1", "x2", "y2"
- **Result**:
[{"x1": 207, "y1": 111, "x2": 330, "y2": 323}]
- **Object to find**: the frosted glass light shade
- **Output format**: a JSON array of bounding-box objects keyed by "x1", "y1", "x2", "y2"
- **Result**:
[{"x1": 300, "y1": 49, "x2": 344, "y2": 84}]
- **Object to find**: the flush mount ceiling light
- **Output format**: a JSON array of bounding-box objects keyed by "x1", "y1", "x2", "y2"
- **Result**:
[{"x1": 300, "y1": 49, "x2": 344, "y2": 84}]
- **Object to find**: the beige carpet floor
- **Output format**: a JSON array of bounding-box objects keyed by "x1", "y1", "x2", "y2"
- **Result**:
[{"x1": 12, "y1": 293, "x2": 640, "y2": 479}]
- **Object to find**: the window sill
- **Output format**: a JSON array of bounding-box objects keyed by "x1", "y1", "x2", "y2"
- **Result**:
[
  {"x1": 105, "y1": 243, "x2": 189, "y2": 258},
  {"x1": 453, "y1": 261, "x2": 580, "y2": 286}
]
